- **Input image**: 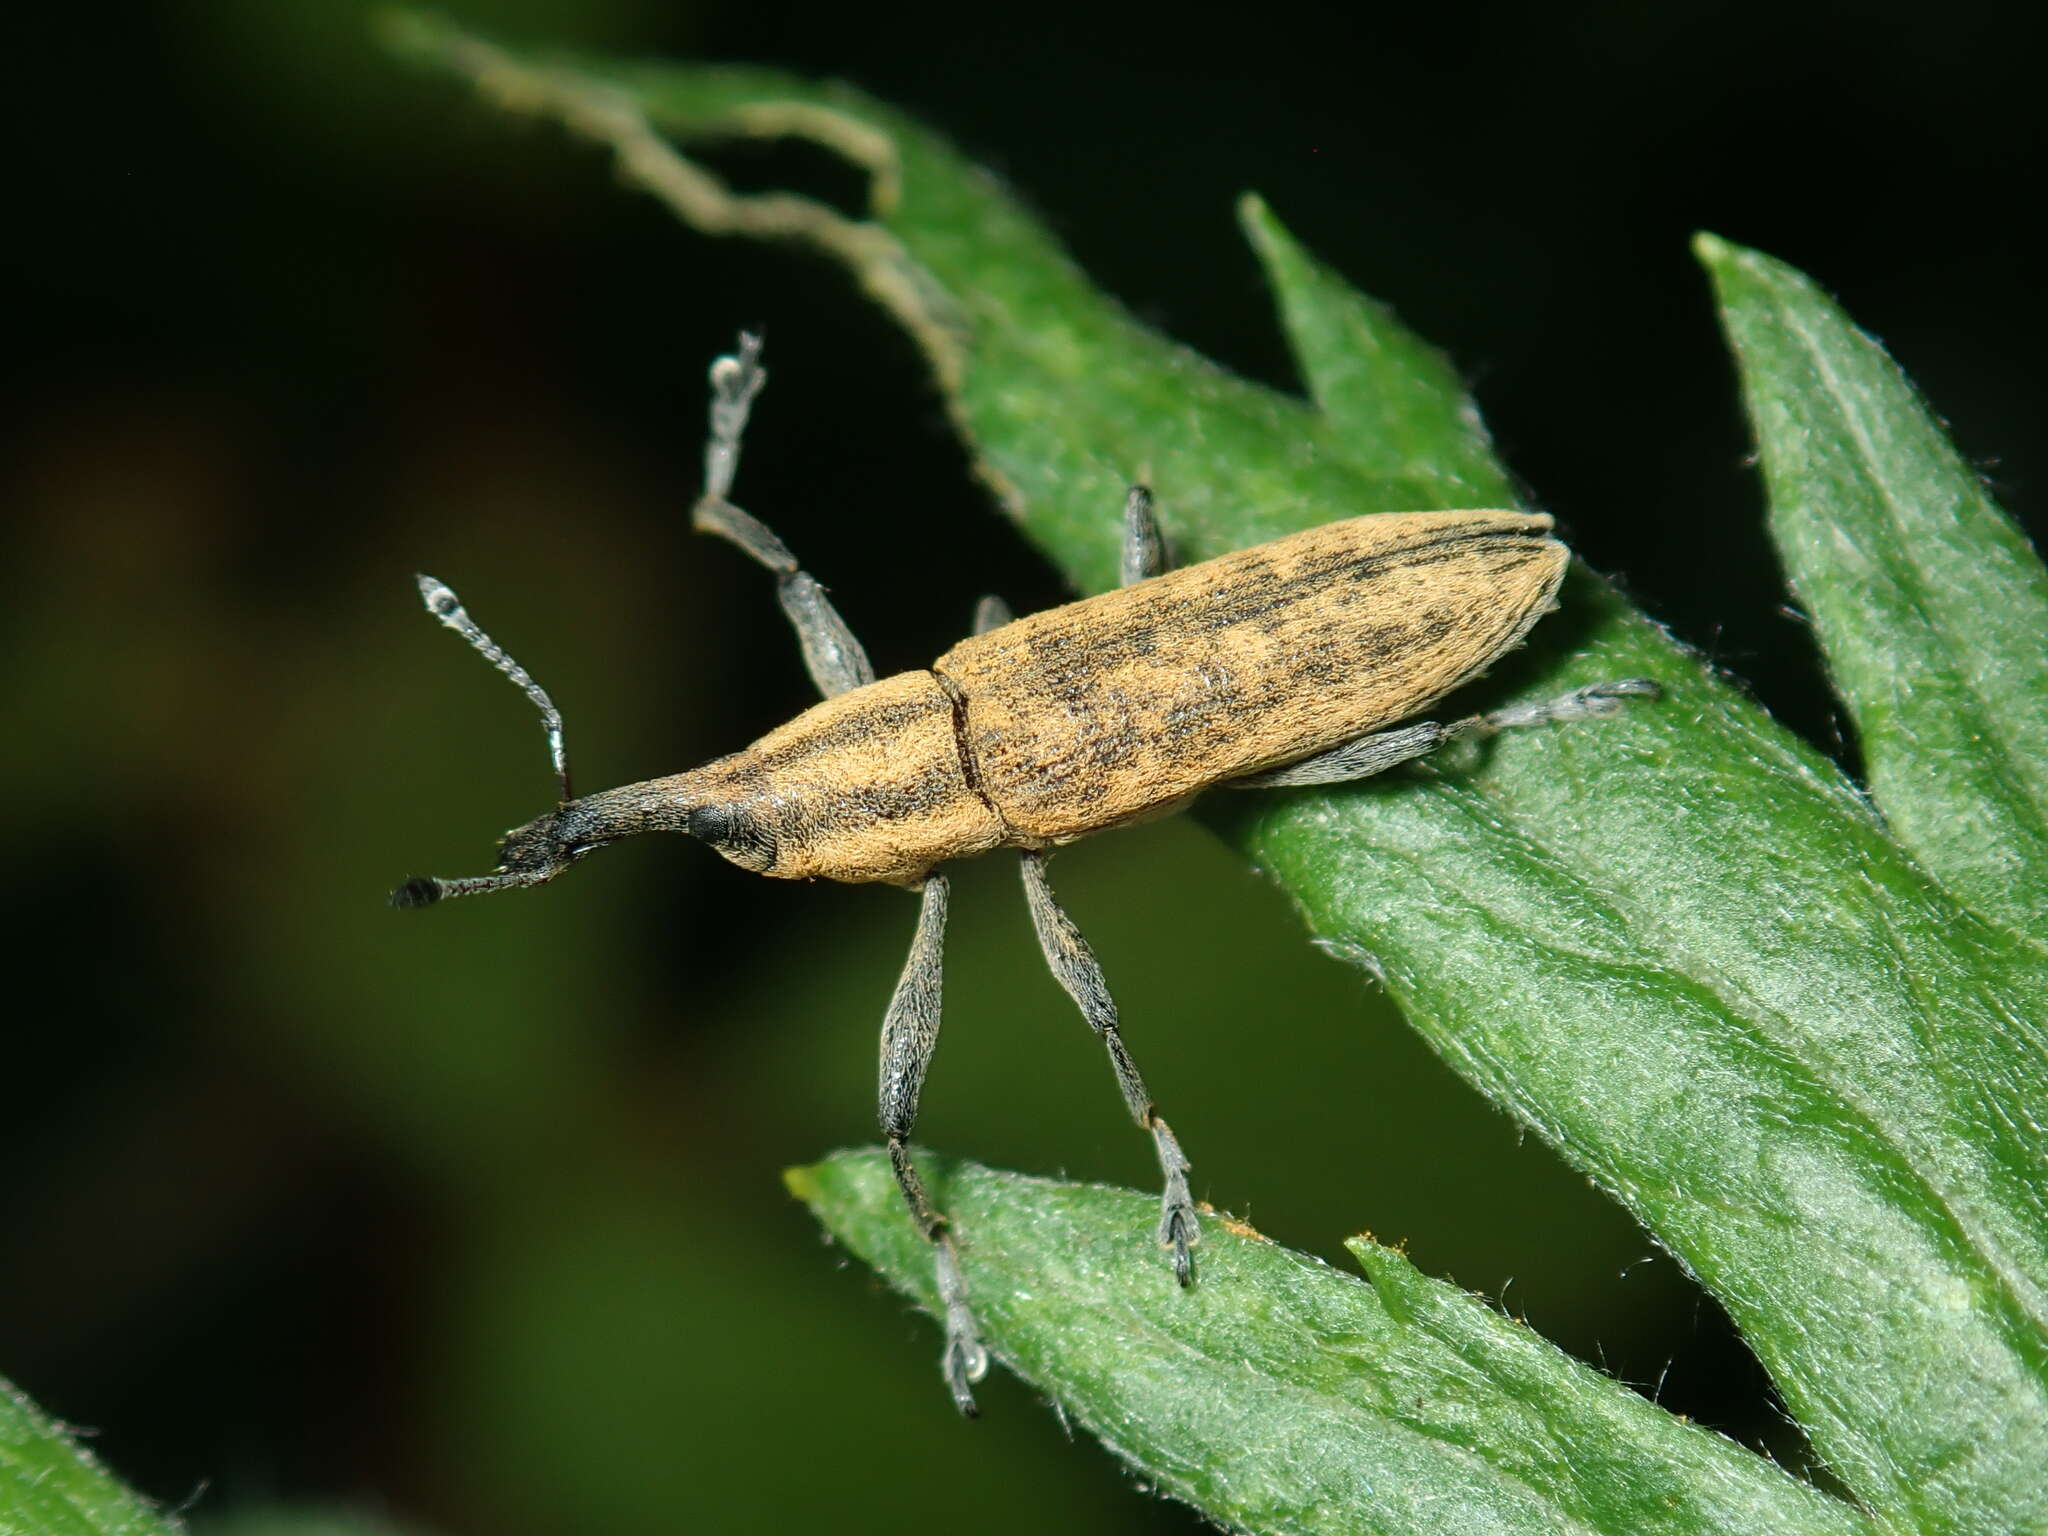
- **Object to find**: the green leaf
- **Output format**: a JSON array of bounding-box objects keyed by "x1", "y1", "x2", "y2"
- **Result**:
[
  {"x1": 390, "y1": 19, "x2": 2048, "y2": 1535},
  {"x1": 1249, "y1": 579, "x2": 2048, "y2": 1536},
  {"x1": 1236, "y1": 194, "x2": 1515, "y2": 506},
  {"x1": 1, "y1": 1376, "x2": 181, "y2": 1536},
  {"x1": 792, "y1": 1152, "x2": 1876, "y2": 1536},
  {"x1": 1699, "y1": 233, "x2": 2048, "y2": 939}
]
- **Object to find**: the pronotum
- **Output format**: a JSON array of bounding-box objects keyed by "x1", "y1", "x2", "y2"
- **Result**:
[{"x1": 391, "y1": 333, "x2": 1656, "y2": 1414}]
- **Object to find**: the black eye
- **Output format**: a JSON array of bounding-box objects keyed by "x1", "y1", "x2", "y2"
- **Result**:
[
  {"x1": 687, "y1": 804, "x2": 737, "y2": 842},
  {"x1": 687, "y1": 801, "x2": 777, "y2": 871}
]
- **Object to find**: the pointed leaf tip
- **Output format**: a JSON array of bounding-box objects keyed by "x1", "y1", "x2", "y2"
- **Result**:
[
  {"x1": 1704, "y1": 235, "x2": 2048, "y2": 936},
  {"x1": 799, "y1": 1151, "x2": 1874, "y2": 1536}
]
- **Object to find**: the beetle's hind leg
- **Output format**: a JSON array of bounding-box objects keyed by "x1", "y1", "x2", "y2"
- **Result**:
[
  {"x1": 875, "y1": 873, "x2": 989, "y2": 1414},
  {"x1": 691, "y1": 334, "x2": 878, "y2": 700},
  {"x1": 1020, "y1": 850, "x2": 1199, "y2": 1285},
  {"x1": 1230, "y1": 679, "x2": 1662, "y2": 789}
]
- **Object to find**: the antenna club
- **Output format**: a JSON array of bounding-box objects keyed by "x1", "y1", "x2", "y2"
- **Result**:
[
  {"x1": 415, "y1": 573, "x2": 459, "y2": 615},
  {"x1": 390, "y1": 877, "x2": 444, "y2": 909},
  {"x1": 408, "y1": 571, "x2": 573, "y2": 801}
]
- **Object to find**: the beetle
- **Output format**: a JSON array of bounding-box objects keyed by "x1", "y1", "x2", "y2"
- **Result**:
[{"x1": 391, "y1": 333, "x2": 1656, "y2": 1415}]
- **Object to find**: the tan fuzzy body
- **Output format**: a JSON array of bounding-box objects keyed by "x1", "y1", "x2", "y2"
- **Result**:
[
  {"x1": 724, "y1": 511, "x2": 1565, "y2": 882},
  {"x1": 936, "y1": 512, "x2": 1567, "y2": 842},
  {"x1": 733, "y1": 670, "x2": 1006, "y2": 884}
]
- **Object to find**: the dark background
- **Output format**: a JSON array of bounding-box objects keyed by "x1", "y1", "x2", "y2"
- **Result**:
[{"x1": 6, "y1": 2, "x2": 2042, "y2": 1532}]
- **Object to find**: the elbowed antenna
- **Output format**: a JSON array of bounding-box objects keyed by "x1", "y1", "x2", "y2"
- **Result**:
[
  {"x1": 390, "y1": 869, "x2": 555, "y2": 909},
  {"x1": 391, "y1": 575, "x2": 577, "y2": 910},
  {"x1": 414, "y1": 574, "x2": 572, "y2": 804}
]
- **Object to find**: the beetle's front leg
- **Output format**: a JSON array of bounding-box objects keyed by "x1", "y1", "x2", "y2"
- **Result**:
[
  {"x1": 876, "y1": 872, "x2": 988, "y2": 1414},
  {"x1": 692, "y1": 334, "x2": 877, "y2": 700},
  {"x1": 1019, "y1": 850, "x2": 1199, "y2": 1285}
]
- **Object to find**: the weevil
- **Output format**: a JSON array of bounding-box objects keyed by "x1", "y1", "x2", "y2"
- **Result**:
[{"x1": 391, "y1": 334, "x2": 1656, "y2": 1415}]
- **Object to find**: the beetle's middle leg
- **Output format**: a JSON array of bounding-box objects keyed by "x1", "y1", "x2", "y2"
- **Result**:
[
  {"x1": 1230, "y1": 679, "x2": 1662, "y2": 789},
  {"x1": 876, "y1": 872, "x2": 990, "y2": 1415},
  {"x1": 690, "y1": 334, "x2": 877, "y2": 700},
  {"x1": 971, "y1": 594, "x2": 1014, "y2": 636},
  {"x1": 1120, "y1": 485, "x2": 1169, "y2": 585},
  {"x1": 1019, "y1": 849, "x2": 1199, "y2": 1286}
]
